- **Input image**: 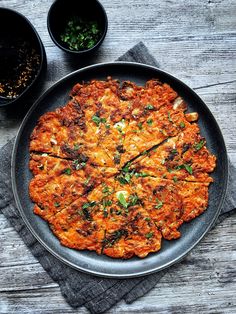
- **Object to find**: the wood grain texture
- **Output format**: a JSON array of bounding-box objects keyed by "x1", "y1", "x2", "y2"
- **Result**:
[{"x1": 0, "y1": 0, "x2": 235, "y2": 312}]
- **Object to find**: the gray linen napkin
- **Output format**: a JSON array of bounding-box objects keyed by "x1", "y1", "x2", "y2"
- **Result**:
[{"x1": 0, "y1": 42, "x2": 235, "y2": 314}]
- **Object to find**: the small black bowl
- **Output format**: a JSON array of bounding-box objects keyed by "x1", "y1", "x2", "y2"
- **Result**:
[
  {"x1": 0, "y1": 7, "x2": 46, "y2": 108},
  {"x1": 47, "y1": 0, "x2": 108, "y2": 55}
]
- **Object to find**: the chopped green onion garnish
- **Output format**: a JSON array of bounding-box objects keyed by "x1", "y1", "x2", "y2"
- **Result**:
[
  {"x1": 137, "y1": 122, "x2": 143, "y2": 130},
  {"x1": 145, "y1": 232, "x2": 153, "y2": 239},
  {"x1": 155, "y1": 198, "x2": 163, "y2": 209},
  {"x1": 168, "y1": 112, "x2": 173, "y2": 123},
  {"x1": 194, "y1": 140, "x2": 205, "y2": 151},
  {"x1": 82, "y1": 201, "x2": 96, "y2": 209},
  {"x1": 173, "y1": 176, "x2": 178, "y2": 182},
  {"x1": 63, "y1": 168, "x2": 71, "y2": 175},
  {"x1": 118, "y1": 193, "x2": 128, "y2": 209},
  {"x1": 92, "y1": 115, "x2": 101, "y2": 126},
  {"x1": 145, "y1": 104, "x2": 154, "y2": 110}
]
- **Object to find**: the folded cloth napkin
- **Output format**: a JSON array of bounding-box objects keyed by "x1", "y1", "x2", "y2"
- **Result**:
[{"x1": 0, "y1": 42, "x2": 235, "y2": 314}]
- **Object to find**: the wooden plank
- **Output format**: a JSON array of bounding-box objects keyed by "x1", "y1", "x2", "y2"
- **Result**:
[{"x1": 0, "y1": 288, "x2": 82, "y2": 314}]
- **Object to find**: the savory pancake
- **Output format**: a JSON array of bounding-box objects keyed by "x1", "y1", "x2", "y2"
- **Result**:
[{"x1": 29, "y1": 77, "x2": 216, "y2": 259}]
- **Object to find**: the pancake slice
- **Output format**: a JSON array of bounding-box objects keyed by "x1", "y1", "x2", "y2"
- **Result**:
[
  {"x1": 86, "y1": 178, "x2": 162, "y2": 258},
  {"x1": 129, "y1": 123, "x2": 216, "y2": 183},
  {"x1": 131, "y1": 177, "x2": 209, "y2": 238},
  {"x1": 29, "y1": 154, "x2": 118, "y2": 221},
  {"x1": 48, "y1": 198, "x2": 105, "y2": 254},
  {"x1": 102, "y1": 206, "x2": 162, "y2": 259},
  {"x1": 121, "y1": 99, "x2": 194, "y2": 164},
  {"x1": 29, "y1": 99, "x2": 114, "y2": 166}
]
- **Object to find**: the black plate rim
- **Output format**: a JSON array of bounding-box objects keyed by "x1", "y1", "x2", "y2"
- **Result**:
[{"x1": 11, "y1": 61, "x2": 229, "y2": 278}]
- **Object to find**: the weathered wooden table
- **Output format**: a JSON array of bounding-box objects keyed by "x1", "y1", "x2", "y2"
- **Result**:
[{"x1": 0, "y1": 0, "x2": 235, "y2": 312}]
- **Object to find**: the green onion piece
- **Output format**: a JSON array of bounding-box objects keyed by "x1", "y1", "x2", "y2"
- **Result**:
[
  {"x1": 137, "y1": 122, "x2": 143, "y2": 130},
  {"x1": 63, "y1": 168, "x2": 71, "y2": 175},
  {"x1": 92, "y1": 115, "x2": 101, "y2": 126},
  {"x1": 145, "y1": 232, "x2": 153, "y2": 239},
  {"x1": 82, "y1": 201, "x2": 96, "y2": 209},
  {"x1": 103, "y1": 199, "x2": 113, "y2": 207},
  {"x1": 135, "y1": 172, "x2": 149, "y2": 178},
  {"x1": 184, "y1": 164, "x2": 193, "y2": 174},
  {"x1": 84, "y1": 176, "x2": 91, "y2": 186},
  {"x1": 168, "y1": 112, "x2": 173, "y2": 123},
  {"x1": 128, "y1": 194, "x2": 139, "y2": 206},
  {"x1": 122, "y1": 162, "x2": 131, "y2": 173},
  {"x1": 124, "y1": 173, "x2": 131, "y2": 183},
  {"x1": 173, "y1": 176, "x2": 178, "y2": 182},
  {"x1": 117, "y1": 176, "x2": 128, "y2": 185},
  {"x1": 175, "y1": 163, "x2": 193, "y2": 175},
  {"x1": 155, "y1": 198, "x2": 163, "y2": 209},
  {"x1": 102, "y1": 186, "x2": 110, "y2": 194},
  {"x1": 118, "y1": 193, "x2": 128, "y2": 208},
  {"x1": 194, "y1": 140, "x2": 205, "y2": 151},
  {"x1": 100, "y1": 118, "x2": 107, "y2": 123},
  {"x1": 103, "y1": 209, "x2": 108, "y2": 217},
  {"x1": 145, "y1": 104, "x2": 154, "y2": 110}
]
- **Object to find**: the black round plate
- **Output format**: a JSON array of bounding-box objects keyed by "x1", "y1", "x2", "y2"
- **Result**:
[{"x1": 12, "y1": 62, "x2": 228, "y2": 278}]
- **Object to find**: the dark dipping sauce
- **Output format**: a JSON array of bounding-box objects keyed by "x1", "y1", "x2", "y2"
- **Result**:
[
  {"x1": 0, "y1": 8, "x2": 45, "y2": 105},
  {"x1": 0, "y1": 37, "x2": 41, "y2": 99}
]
